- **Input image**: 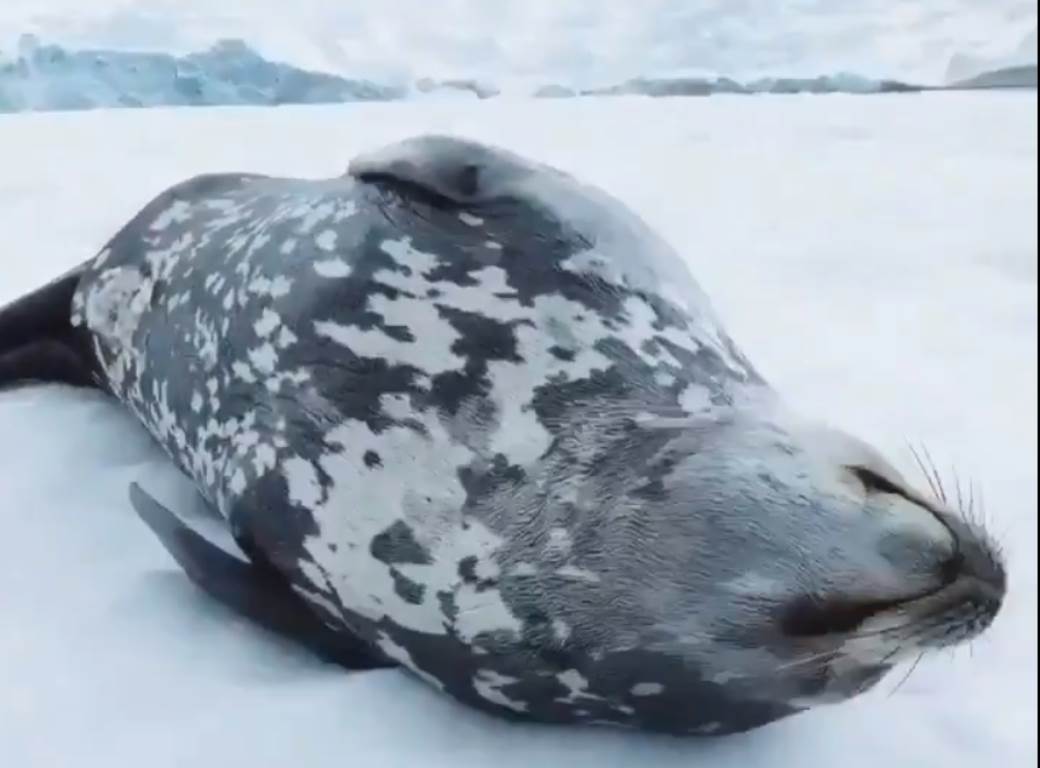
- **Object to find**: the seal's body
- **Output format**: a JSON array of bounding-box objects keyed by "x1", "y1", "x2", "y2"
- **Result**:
[{"x1": 0, "y1": 136, "x2": 1006, "y2": 736}]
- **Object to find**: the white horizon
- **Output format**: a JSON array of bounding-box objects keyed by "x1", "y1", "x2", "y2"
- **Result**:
[{"x1": 0, "y1": 1, "x2": 1036, "y2": 88}]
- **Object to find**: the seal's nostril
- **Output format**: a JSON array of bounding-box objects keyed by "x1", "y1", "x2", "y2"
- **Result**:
[{"x1": 931, "y1": 510, "x2": 1008, "y2": 598}]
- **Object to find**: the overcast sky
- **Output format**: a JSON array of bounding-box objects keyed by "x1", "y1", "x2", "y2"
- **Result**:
[{"x1": 2, "y1": 0, "x2": 1036, "y2": 85}]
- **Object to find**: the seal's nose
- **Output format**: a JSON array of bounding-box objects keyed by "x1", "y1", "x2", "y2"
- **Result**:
[{"x1": 934, "y1": 511, "x2": 1007, "y2": 603}]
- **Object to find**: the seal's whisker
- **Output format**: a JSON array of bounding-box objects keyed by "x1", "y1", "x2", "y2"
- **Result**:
[
  {"x1": 887, "y1": 652, "x2": 926, "y2": 698},
  {"x1": 969, "y1": 480, "x2": 1008, "y2": 545},
  {"x1": 772, "y1": 647, "x2": 843, "y2": 673},
  {"x1": 952, "y1": 465, "x2": 969, "y2": 523},
  {"x1": 908, "y1": 443, "x2": 941, "y2": 503},
  {"x1": 978, "y1": 484, "x2": 998, "y2": 540},
  {"x1": 920, "y1": 444, "x2": 947, "y2": 505},
  {"x1": 781, "y1": 624, "x2": 915, "y2": 673}
]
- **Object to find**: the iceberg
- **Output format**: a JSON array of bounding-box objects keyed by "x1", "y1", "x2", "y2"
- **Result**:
[{"x1": 0, "y1": 36, "x2": 404, "y2": 113}]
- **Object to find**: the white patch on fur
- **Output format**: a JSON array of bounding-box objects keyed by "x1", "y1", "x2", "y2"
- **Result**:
[
  {"x1": 379, "y1": 237, "x2": 438, "y2": 272},
  {"x1": 374, "y1": 632, "x2": 445, "y2": 692},
  {"x1": 511, "y1": 562, "x2": 537, "y2": 577},
  {"x1": 80, "y1": 267, "x2": 157, "y2": 390},
  {"x1": 248, "y1": 343, "x2": 278, "y2": 375},
  {"x1": 334, "y1": 200, "x2": 359, "y2": 222},
  {"x1": 552, "y1": 619, "x2": 571, "y2": 642},
  {"x1": 354, "y1": 240, "x2": 622, "y2": 466},
  {"x1": 289, "y1": 394, "x2": 522, "y2": 642},
  {"x1": 254, "y1": 309, "x2": 281, "y2": 338},
  {"x1": 723, "y1": 572, "x2": 786, "y2": 596},
  {"x1": 556, "y1": 565, "x2": 601, "y2": 583},
  {"x1": 315, "y1": 295, "x2": 461, "y2": 374},
  {"x1": 313, "y1": 259, "x2": 353, "y2": 278},
  {"x1": 277, "y1": 327, "x2": 298, "y2": 349},
  {"x1": 485, "y1": 295, "x2": 614, "y2": 465},
  {"x1": 452, "y1": 582, "x2": 523, "y2": 643},
  {"x1": 458, "y1": 212, "x2": 484, "y2": 226},
  {"x1": 296, "y1": 201, "x2": 337, "y2": 234},
  {"x1": 248, "y1": 275, "x2": 293, "y2": 298},
  {"x1": 560, "y1": 249, "x2": 628, "y2": 286},
  {"x1": 229, "y1": 469, "x2": 247, "y2": 495},
  {"x1": 283, "y1": 456, "x2": 324, "y2": 509},
  {"x1": 253, "y1": 444, "x2": 278, "y2": 475},
  {"x1": 231, "y1": 361, "x2": 256, "y2": 383},
  {"x1": 556, "y1": 669, "x2": 601, "y2": 705},
  {"x1": 630, "y1": 682, "x2": 664, "y2": 697},
  {"x1": 473, "y1": 557, "x2": 500, "y2": 582},
  {"x1": 678, "y1": 383, "x2": 713, "y2": 413},
  {"x1": 265, "y1": 368, "x2": 310, "y2": 392},
  {"x1": 615, "y1": 296, "x2": 700, "y2": 369},
  {"x1": 292, "y1": 585, "x2": 344, "y2": 622},
  {"x1": 315, "y1": 229, "x2": 337, "y2": 252},
  {"x1": 547, "y1": 528, "x2": 571, "y2": 554},
  {"x1": 84, "y1": 268, "x2": 152, "y2": 345},
  {"x1": 151, "y1": 200, "x2": 192, "y2": 231},
  {"x1": 473, "y1": 670, "x2": 528, "y2": 713}
]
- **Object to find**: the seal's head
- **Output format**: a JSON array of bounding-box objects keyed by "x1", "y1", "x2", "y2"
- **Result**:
[{"x1": 562, "y1": 403, "x2": 1008, "y2": 721}]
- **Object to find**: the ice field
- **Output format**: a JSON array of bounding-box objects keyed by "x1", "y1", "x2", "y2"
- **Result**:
[{"x1": 1, "y1": 92, "x2": 1036, "y2": 767}]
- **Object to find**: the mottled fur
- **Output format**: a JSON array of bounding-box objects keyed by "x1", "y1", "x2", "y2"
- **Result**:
[{"x1": 0, "y1": 136, "x2": 1006, "y2": 736}]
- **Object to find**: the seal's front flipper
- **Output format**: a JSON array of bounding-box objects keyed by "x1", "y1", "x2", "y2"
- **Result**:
[{"x1": 129, "y1": 482, "x2": 394, "y2": 671}]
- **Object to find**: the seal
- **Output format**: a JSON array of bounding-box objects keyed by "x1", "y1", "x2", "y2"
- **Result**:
[{"x1": 0, "y1": 135, "x2": 1007, "y2": 736}]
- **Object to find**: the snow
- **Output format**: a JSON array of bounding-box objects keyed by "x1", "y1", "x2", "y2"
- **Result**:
[{"x1": 1, "y1": 93, "x2": 1037, "y2": 767}]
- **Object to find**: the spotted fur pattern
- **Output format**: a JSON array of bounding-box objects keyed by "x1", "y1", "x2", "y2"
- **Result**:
[{"x1": 63, "y1": 136, "x2": 1003, "y2": 736}]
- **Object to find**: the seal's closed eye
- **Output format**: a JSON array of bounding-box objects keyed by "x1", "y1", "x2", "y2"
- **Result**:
[
  {"x1": 348, "y1": 135, "x2": 539, "y2": 206},
  {"x1": 849, "y1": 465, "x2": 907, "y2": 497}
]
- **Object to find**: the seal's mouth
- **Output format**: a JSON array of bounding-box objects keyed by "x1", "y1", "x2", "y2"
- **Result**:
[
  {"x1": 780, "y1": 593, "x2": 912, "y2": 638},
  {"x1": 780, "y1": 497, "x2": 1007, "y2": 646}
]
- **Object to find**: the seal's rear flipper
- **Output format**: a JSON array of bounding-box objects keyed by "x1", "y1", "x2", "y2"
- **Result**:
[
  {"x1": 129, "y1": 482, "x2": 394, "y2": 671},
  {"x1": 0, "y1": 266, "x2": 95, "y2": 391},
  {"x1": 0, "y1": 338, "x2": 96, "y2": 390}
]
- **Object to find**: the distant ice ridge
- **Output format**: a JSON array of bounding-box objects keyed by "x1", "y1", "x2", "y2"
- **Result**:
[
  {"x1": 0, "y1": 35, "x2": 404, "y2": 112},
  {"x1": 1, "y1": 35, "x2": 1035, "y2": 114},
  {"x1": 945, "y1": 26, "x2": 1037, "y2": 84},
  {"x1": 559, "y1": 72, "x2": 924, "y2": 98}
]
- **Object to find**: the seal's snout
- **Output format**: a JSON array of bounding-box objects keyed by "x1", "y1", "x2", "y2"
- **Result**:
[{"x1": 935, "y1": 511, "x2": 1008, "y2": 612}]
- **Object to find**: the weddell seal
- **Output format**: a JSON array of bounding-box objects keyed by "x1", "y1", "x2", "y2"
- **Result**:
[{"x1": 0, "y1": 135, "x2": 1007, "y2": 736}]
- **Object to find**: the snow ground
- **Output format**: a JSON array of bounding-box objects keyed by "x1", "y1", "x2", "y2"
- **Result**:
[{"x1": 0, "y1": 93, "x2": 1036, "y2": 767}]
